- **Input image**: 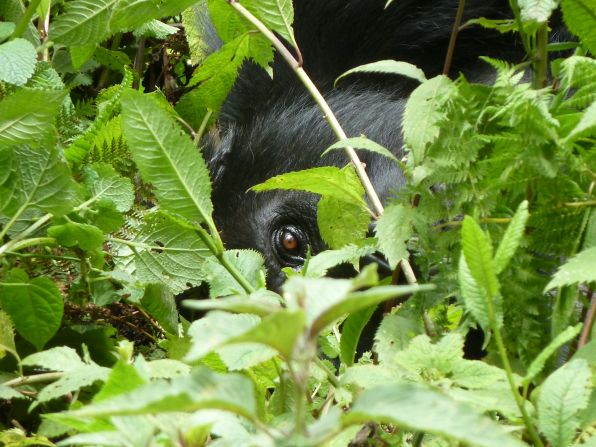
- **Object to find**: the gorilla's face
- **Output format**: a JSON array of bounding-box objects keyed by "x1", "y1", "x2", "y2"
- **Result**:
[{"x1": 206, "y1": 88, "x2": 407, "y2": 290}]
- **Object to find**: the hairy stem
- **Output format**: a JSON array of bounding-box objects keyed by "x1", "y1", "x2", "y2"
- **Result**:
[
  {"x1": 533, "y1": 24, "x2": 549, "y2": 89},
  {"x1": 443, "y1": 0, "x2": 466, "y2": 76},
  {"x1": 579, "y1": 290, "x2": 595, "y2": 349}
]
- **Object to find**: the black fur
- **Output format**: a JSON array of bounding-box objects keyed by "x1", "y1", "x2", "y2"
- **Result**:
[{"x1": 205, "y1": 0, "x2": 524, "y2": 290}]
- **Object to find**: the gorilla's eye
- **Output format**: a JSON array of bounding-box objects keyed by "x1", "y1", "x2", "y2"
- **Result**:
[{"x1": 273, "y1": 225, "x2": 308, "y2": 266}]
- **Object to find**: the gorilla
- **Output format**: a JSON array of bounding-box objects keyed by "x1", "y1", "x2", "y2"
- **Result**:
[{"x1": 204, "y1": 0, "x2": 530, "y2": 290}]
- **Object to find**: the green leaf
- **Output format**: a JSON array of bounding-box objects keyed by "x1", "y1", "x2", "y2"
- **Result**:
[
  {"x1": 243, "y1": 0, "x2": 296, "y2": 47},
  {"x1": 0, "y1": 38, "x2": 37, "y2": 86},
  {"x1": 93, "y1": 359, "x2": 146, "y2": 402},
  {"x1": 47, "y1": 222, "x2": 104, "y2": 251},
  {"x1": 113, "y1": 212, "x2": 210, "y2": 295},
  {"x1": 140, "y1": 284, "x2": 179, "y2": 335},
  {"x1": 524, "y1": 324, "x2": 583, "y2": 385},
  {"x1": 374, "y1": 313, "x2": 424, "y2": 364},
  {"x1": 304, "y1": 241, "x2": 377, "y2": 278},
  {"x1": 83, "y1": 163, "x2": 134, "y2": 212},
  {"x1": 252, "y1": 166, "x2": 368, "y2": 210},
  {"x1": 459, "y1": 253, "x2": 500, "y2": 331},
  {"x1": 231, "y1": 310, "x2": 305, "y2": 360},
  {"x1": 185, "y1": 311, "x2": 261, "y2": 361},
  {"x1": 203, "y1": 249, "x2": 265, "y2": 298},
  {"x1": 322, "y1": 136, "x2": 400, "y2": 163},
  {"x1": 562, "y1": 0, "x2": 596, "y2": 55},
  {"x1": 0, "y1": 89, "x2": 67, "y2": 146},
  {"x1": 0, "y1": 22, "x2": 16, "y2": 40},
  {"x1": 545, "y1": 246, "x2": 596, "y2": 290},
  {"x1": 375, "y1": 203, "x2": 414, "y2": 269},
  {"x1": 345, "y1": 383, "x2": 526, "y2": 447},
  {"x1": 537, "y1": 359, "x2": 592, "y2": 447},
  {"x1": 22, "y1": 346, "x2": 85, "y2": 372},
  {"x1": 110, "y1": 0, "x2": 199, "y2": 33},
  {"x1": 63, "y1": 368, "x2": 258, "y2": 421},
  {"x1": 402, "y1": 75, "x2": 454, "y2": 164},
  {"x1": 38, "y1": 364, "x2": 111, "y2": 403},
  {"x1": 565, "y1": 100, "x2": 596, "y2": 142},
  {"x1": 340, "y1": 306, "x2": 376, "y2": 366},
  {"x1": 337, "y1": 60, "x2": 426, "y2": 85},
  {"x1": 176, "y1": 32, "x2": 271, "y2": 128},
  {"x1": 284, "y1": 275, "x2": 432, "y2": 337},
  {"x1": 518, "y1": 0, "x2": 559, "y2": 23},
  {"x1": 0, "y1": 269, "x2": 64, "y2": 350},
  {"x1": 121, "y1": 90, "x2": 214, "y2": 226},
  {"x1": 493, "y1": 200, "x2": 529, "y2": 274},
  {"x1": 49, "y1": 0, "x2": 117, "y2": 46},
  {"x1": 461, "y1": 216, "x2": 500, "y2": 299},
  {"x1": 9, "y1": 145, "x2": 76, "y2": 217},
  {"x1": 183, "y1": 289, "x2": 283, "y2": 317},
  {"x1": 318, "y1": 195, "x2": 369, "y2": 249}
]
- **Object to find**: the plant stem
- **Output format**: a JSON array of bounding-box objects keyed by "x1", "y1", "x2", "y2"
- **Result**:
[
  {"x1": 0, "y1": 214, "x2": 52, "y2": 256},
  {"x1": 533, "y1": 24, "x2": 548, "y2": 89},
  {"x1": 3, "y1": 371, "x2": 64, "y2": 388},
  {"x1": 484, "y1": 285, "x2": 544, "y2": 446},
  {"x1": 578, "y1": 290, "x2": 595, "y2": 349},
  {"x1": 314, "y1": 356, "x2": 340, "y2": 388},
  {"x1": 443, "y1": 0, "x2": 466, "y2": 76},
  {"x1": 11, "y1": 0, "x2": 42, "y2": 39},
  {"x1": 225, "y1": 0, "x2": 418, "y2": 285}
]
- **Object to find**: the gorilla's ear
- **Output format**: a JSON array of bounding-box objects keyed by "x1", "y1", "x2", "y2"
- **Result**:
[{"x1": 202, "y1": 125, "x2": 233, "y2": 190}]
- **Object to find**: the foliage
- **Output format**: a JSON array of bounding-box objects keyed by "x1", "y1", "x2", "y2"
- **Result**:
[{"x1": 0, "y1": 1, "x2": 594, "y2": 446}]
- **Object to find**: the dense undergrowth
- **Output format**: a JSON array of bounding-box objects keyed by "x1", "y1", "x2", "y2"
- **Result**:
[{"x1": 0, "y1": 0, "x2": 595, "y2": 446}]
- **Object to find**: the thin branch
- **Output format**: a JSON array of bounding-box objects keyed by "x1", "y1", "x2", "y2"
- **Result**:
[
  {"x1": 579, "y1": 290, "x2": 595, "y2": 349},
  {"x1": 443, "y1": 0, "x2": 466, "y2": 76}
]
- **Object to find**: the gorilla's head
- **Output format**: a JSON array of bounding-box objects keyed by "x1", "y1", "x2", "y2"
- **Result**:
[{"x1": 205, "y1": 87, "x2": 407, "y2": 290}]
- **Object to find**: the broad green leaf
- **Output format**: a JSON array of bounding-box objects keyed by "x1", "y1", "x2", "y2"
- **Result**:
[
  {"x1": 345, "y1": 383, "x2": 526, "y2": 447},
  {"x1": 176, "y1": 32, "x2": 270, "y2": 128},
  {"x1": 110, "y1": 0, "x2": 199, "y2": 33},
  {"x1": 83, "y1": 163, "x2": 134, "y2": 212},
  {"x1": 0, "y1": 1, "x2": 39, "y2": 45},
  {"x1": 121, "y1": 90, "x2": 213, "y2": 226},
  {"x1": 562, "y1": 0, "x2": 596, "y2": 55},
  {"x1": 47, "y1": 222, "x2": 104, "y2": 251},
  {"x1": 134, "y1": 20, "x2": 178, "y2": 39},
  {"x1": 49, "y1": 0, "x2": 117, "y2": 46},
  {"x1": 63, "y1": 368, "x2": 258, "y2": 421},
  {"x1": 229, "y1": 310, "x2": 306, "y2": 360},
  {"x1": 537, "y1": 359, "x2": 592, "y2": 447},
  {"x1": 203, "y1": 249, "x2": 265, "y2": 297},
  {"x1": 0, "y1": 38, "x2": 37, "y2": 86},
  {"x1": 318, "y1": 195, "x2": 369, "y2": 249},
  {"x1": 0, "y1": 269, "x2": 63, "y2": 350},
  {"x1": 22, "y1": 346, "x2": 85, "y2": 372},
  {"x1": 402, "y1": 75, "x2": 455, "y2": 164},
  {"x1": 493, "y1": 201, "x2": 529, "y2": 274},
  {"x1": 243, "y1": 0, "x2": 296, "y2": 48},
  {"x1": 185, "y1": 312, "x2": 261, "y2": 361},
  {"x1": 0, "y1": 22, "x2": 15, "y2": 40},
  {"x1": 183, "y1": 289, "x2": 283, "y2": 317},
  {"x1": 340, "y1": 306, "x2": 376, "y2": 366},
  {"x1": 140, "y1": 284, "x2": 179, "y2": 335},
  {"x1": 0, "y1": 384, "x2": 25, "y2": 400},
  {"x1": 0, "y1": 89, "x2": 67, "y2": 146},
  {"x1": 93, "y1": 359, "x2": 146, "y2": 402},
  {"x1": 284, "y1": 274, "x2": 431, "y2": 337},
  {"x1": 9, "y1": 145, "x2": 76, "y2": 217},
  {"x1": 322, "y1": 136, "x2": 400, "y2": 163},
  {"x1": 565, "y1": 101, "x2": 596, "y2": 142},
  {"x1": 461, "y1": 216, "x2": 500, "y2": 299},
  {"x1": 545, "y1": 246, "x2": 596, "y2": 290},
  {"x1": 37, "y1": 364, "x2": 111, "y2": 403},
  {"x1": 337, "y1": 60, "x2": 426, "y2": 85},
  {"x1": 69, "y1": 44, "x2": 96, "y2": 70},
  {"x1": 375, "y1": 203, "x2": 415, "y2": 269},
  {"x1": 304, "y1": 241, "x2": 377, "y2": 278},
  {"x1": 113, "y1": 212, "x2": 210, "y2": 295},
  {"x1": 252, "y1": 166, "x2": 369, "y2": 211},
  {"x1": 519, "y1": 0, "x2": 559, "y2": 23},
  {"x1": 374, "y1": 313, "x2": 424, "y2": 363},
  {"x1": 458, "y1": 254, "x2": 496, "y2": 330},
  {"x1": 525, "y1": 323, "x2": 583, "y2": 385}
]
